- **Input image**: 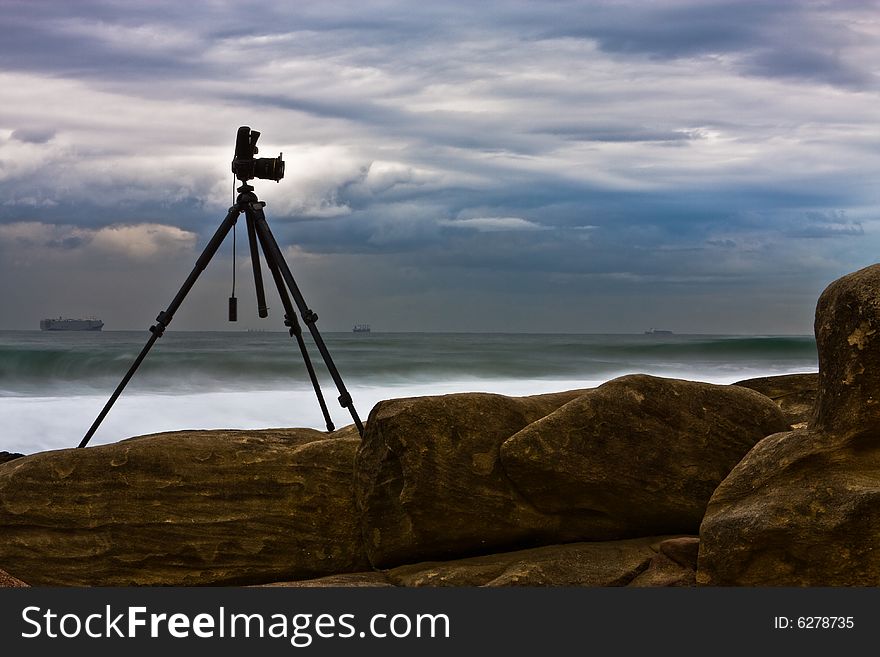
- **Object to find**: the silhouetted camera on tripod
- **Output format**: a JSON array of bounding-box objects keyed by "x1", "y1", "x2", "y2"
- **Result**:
[
  {"x1": 79, "y1": 126, "x2": 364, "y2": 449},
  {"x1": 232, "y1": 126, "x2": 285, "y2": 182}
]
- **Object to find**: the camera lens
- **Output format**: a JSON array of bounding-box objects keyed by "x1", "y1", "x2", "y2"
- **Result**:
[{"x1": 254, "y1": 156, "x2": 284, "y2": 182}]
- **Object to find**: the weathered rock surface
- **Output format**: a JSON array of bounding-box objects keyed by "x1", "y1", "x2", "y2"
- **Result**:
[
  {"x1": 734, "y1": 373, "x2": 818, "y2": 426},
  {"x1": 385, "y1": 536, "x2": 696, "y2": 587},
  {"x1": 501, "y1": 375, "x2": 790, "y2": 536},
  {"x1": 354, "y1": 390, "x2": 589, "y2": 568},
  {"x1": 0, "y1": 427, "x2": 369, "y2": 586},
  {"x1": 259, "y1": 572, "x2": 394, "y2": 587},
  {"x1": 697, "y1": 427, "x2": 880, "y2": 585},
  {"x1": 0, "y1": 568, "x2": 28, "y2": 587},
  {"x1": 812, "y1": 265, "x2": 880, "y2": 433},
  {"x1": 657, "y1": 536, "x2": 700, "y2": 570},
  {"x1": 699, "y1": 264, "x2": 880, "y2": 585},
  {"x1": 264, "y1": 536, "x2": 698, "y2": 587}
]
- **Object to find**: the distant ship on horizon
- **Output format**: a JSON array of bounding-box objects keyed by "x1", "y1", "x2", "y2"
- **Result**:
[
  {"x1": 40, "y1": 317, "x2": 104, "y2": 331},
  {"x1": 644, "y1": 328, "x2": 674, "y2": 335},
  {"x1": 352, "y1": 323, "x2": 371, "y2": 333}
]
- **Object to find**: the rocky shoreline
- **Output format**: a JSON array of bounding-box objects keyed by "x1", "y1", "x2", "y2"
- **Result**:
[{"x1": 1, "y1": 264, "x2": 878, "y2": 587}]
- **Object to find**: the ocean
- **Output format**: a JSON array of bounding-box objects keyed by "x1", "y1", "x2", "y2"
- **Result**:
[{"x1": 0, "y1": 330, "x2": 818, "y2": 454}]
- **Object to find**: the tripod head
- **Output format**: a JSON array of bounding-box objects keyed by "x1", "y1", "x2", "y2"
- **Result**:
[{"x1": 232, "y1": 126, "x2": 285, "y2": 182}]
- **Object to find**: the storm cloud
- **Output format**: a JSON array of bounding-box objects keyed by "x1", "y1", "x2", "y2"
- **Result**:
[{"x1": 0, "y1": 0, "x2": 878, "y2": 333}]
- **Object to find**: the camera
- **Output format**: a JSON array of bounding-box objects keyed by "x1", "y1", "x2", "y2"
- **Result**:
[{"x1": 231, "y1": 126, "x2": 285, "y2": 182}]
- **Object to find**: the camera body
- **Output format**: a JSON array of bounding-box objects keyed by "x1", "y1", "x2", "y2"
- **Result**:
[{"x1": 231, "y1": 126, "x2": 285, "y2": 182}]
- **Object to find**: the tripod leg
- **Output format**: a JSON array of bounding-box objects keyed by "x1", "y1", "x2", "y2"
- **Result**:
[
  {"x1": 245, "y1": 214, "x2": 269, "y2": 318},
  {"x1": 246, "y1": 202, "x2": 365, "y2": 437},
  {"x1": 78, "y1": 205, "x2": 243, "y2": 448},
  {"x1": 257, "y1": 234, "x2": 336, "y2": 432}
]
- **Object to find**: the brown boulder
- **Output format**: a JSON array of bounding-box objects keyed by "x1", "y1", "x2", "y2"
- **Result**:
[
  {"x1": 0, "y1": 427, "x2": 369, "y2": 586},
  {"x1": 354, "y1": 390, "x2": 588, "y2": 568},
  {"x1": 501, "y1": 374, "x2": 790, "y2": 536},
  {"x1": 699, "y1": 264, "x2": 880, "y2": 585},
  {"x1": 697, "y1": 427, "x2": 880, "y2": 585},
  {"x1": 734, "y1": 373, "x2": 818, "y2": 426},
  {"x1": 813, "y1": 265, "x2": 880, "y2": 433}
]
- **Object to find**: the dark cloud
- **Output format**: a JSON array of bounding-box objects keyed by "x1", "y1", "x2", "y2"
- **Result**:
[
  {"x1": 743, "y1": 47, "x2": 875, "y2": 89},
  {"x1": 0, "y1": 1, "x2": 877, "y2": 332},
  {"x1": 784, "y1": 211, "x2": 865, "y2": 239},
  {"x1": 535, "y1": 125, "x2": 700, "y2": 144},
  {"x1": 538, "y1": 1, "x2": 878, "y2": 90},
  {"x1": 547, "y1": 1, "x2": 779, "y2": 59},
  {"x1": 10, "y1": 128, "x2": 56, "y2": 144}
]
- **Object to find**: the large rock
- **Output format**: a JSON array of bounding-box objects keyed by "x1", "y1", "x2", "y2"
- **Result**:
[
  {"x1": 812, "y1": 265, "x2": 880, "y2": 432},
  {"x1": 697, "y1": 427, "x2": 880, "y2": 585},
  {"x1": 699, "y1": 264, "x2": 880, "y2": 585},
  {"x1": 501, "y1": 375, "x2": 790, "y2": 536},
  {"x1": 734, "y1": 373, "x2": 818, "y2": 426},
  {"x1": 354, "y1": 390, "x2": 588, "y2": 567},
  {"x1": 0, "y1": 427, "x2": 369, "y2": 586}
]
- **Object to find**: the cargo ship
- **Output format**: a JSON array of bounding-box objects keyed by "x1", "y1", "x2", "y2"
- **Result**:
[
  {"x1": 352, "y1": 323, "x2": 371, "y2": 333},
  {"x1": 40, "y1": 317, "x2": 104, "y2": 331}
]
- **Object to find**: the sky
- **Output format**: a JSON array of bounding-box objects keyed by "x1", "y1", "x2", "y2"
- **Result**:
[{"x1": 0, "y1": 0, "x2": 878, "y2": 334}]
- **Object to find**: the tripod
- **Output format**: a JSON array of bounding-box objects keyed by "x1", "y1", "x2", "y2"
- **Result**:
[{"x1": 78, "y1": 181, "x2": 364, "y2": 448}]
